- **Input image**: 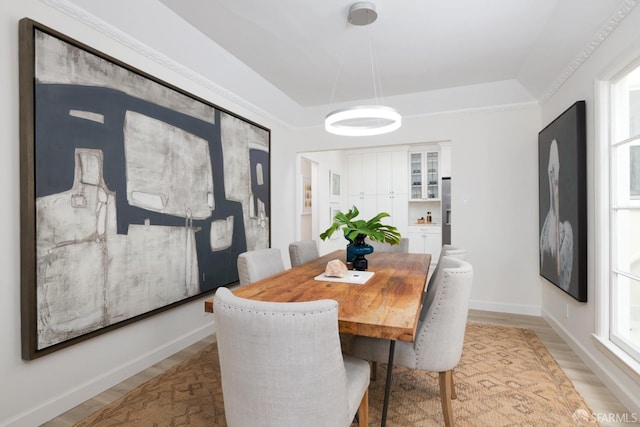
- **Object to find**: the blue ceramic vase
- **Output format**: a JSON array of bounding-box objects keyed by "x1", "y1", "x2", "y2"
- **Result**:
[{"x1": 346, "y1": 233, "x2": 374, "y2": 271}]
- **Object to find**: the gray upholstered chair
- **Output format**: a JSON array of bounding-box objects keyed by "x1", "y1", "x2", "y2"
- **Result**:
[
  {"x1": 213, "y1": 287, "x2": 370, "y2": 427},
  {"x1": 288, "y1": 240, "x2": 320, "y2": 267},
  {"x1": 365, "y1": 237, "x2": 409, "y2": 253},
  {"x1": 236, "y1": 248, "x2": 285, "y2": 286},
  {"x1": 349, "y1": 256, "x2": 473, "y2": 427}
]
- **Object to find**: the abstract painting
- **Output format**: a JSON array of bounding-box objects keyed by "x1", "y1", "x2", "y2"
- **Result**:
[
  {"x1": 19, "y1": 19, "x2": 270, "y2": 359},
  {"x1": 538, "y1": 101, "x2": 587, "y2": 302}
]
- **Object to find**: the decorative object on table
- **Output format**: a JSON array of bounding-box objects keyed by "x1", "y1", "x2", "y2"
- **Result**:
[
  {"x1": 538, "y1": 101, "x2": 587, "y2": 302},
  {"x1": 320, "y1": 206, "x2": 401, "y2": 270},
  {"x1": 315, "y1": 270, "x2": 375, "y2": 285},
  {"x1": 18, "y1": 19, "x2": 271, "y2": 359},
  {"x1": 348, "y1": 234, "x2": 374, "y2": 271},
  {"x1": 325, "y1": 259, "x2": 349, "y2": 278}
]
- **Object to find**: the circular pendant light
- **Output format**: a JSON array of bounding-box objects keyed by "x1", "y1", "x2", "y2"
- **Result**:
[
  {"x1": 325, "y1": 105, "x2": 401, "y2": 136},
  {"x1": 325, "y1": 2, "x2": 401, "y2": 137}
]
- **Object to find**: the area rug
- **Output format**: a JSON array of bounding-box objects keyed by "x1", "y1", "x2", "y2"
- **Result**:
[{"x1": 73, "y1": 323, "x2": 597, "y2": 426}]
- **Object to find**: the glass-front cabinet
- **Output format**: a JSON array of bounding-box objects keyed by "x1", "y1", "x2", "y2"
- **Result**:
[{"x1": 409, "y1": 150, "x2": 439, "y2": 200}]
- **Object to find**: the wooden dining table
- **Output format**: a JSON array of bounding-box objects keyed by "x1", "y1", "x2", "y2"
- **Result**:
[{"x1": 204, "y1": 249, "x2": 431, "y2": 427}]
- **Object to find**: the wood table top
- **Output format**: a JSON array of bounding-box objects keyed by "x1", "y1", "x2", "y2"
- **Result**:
[{"x1": 204, "y1": 250, "x2": 430, "y2": 342}]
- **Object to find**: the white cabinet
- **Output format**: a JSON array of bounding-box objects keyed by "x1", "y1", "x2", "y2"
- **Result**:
[
  {"x1": 375, "y1": 150, "x2": 408, "y2": 234},
  {"x1": 377, "y1": 151, "x2": 407, "y2": 195},
  {"x1": 347, "y1": 153, "x2": 378, "y2": 219},
  {"x1": 377, "y1": 193, "x2": 408, "y2": 235},
  {"x1": 408, "y1": 225, "x2": 442, "y2": 263},
  {"x1": 409, "y1": 150, "x2": 440, "y2": 201},
  {"x1": 348, "y1": 153, "x2": 377, "y2": 196},
  {"x1": 347, "y1": 193, "x2": 378, "y2": 221},
  {"x1": 348, "y1": 152, "x2": 378, "y2": 220},
  {"x1": 347, "y1": 150, "x2": 408, "y2": 233}
]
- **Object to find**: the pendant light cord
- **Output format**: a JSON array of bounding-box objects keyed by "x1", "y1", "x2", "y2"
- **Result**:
[
  {"x1": 326, "y1": 33, "x2": 350, "y2": 116},
  {"x1": 325, "y1": 2, "x2": 401, "y2": 136},
  {"x1": 366, "y1": 9, "x2": 382, "y2": 106},
  {"x1": 328, "y1": 7, "x2": 385, "y2": 115}
]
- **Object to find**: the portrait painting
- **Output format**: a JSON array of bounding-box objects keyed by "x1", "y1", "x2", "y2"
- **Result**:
[{"x1": 538, "y1": 101, "x2": 587, "y2": 302}]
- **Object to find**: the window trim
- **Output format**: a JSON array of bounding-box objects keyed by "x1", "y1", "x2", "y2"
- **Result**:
[
  {"x1": 592, "y1": 333, "x2": 640, "y2": 384},
  {"x1": 594, "y1": 77, "x2": 611, "y2": 340},
  {"x1": 594, "y1": 54, "x2": 640, "y2": 374}
]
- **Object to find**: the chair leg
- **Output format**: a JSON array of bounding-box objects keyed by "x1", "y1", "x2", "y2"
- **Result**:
[
  {"x1": 358, "y1": 388, "x2": 369, "y2": 426},
  {"x1": 439, "y1": 370, "x2": 455, "y2": 427},
  {"x1": 450, "y1": 369, "x2": 457, "y2": 400},
  {"x1": 370, "y1": 361, "x2": 377, "y2": 381}
]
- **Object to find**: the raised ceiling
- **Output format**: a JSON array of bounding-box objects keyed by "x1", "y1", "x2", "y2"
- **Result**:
[
  {"x1": 158, "y1": 0, "x2": 631, "y2": 108},
  {"x1": 61, "y1": 0, "x2": 637, "y2": 127}
]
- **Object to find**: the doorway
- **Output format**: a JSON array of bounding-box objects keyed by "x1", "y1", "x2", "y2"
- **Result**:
[{"x1": 298, "y1": 156, "x2": 319, "y2": 241}]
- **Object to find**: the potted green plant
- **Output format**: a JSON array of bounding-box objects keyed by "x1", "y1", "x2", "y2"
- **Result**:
[{"x1": 320, "y1": 206, "x2": 401, "y2": 270}]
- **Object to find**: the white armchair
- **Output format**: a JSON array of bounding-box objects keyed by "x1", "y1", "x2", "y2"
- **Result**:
[
  {"x1": 349, "y1": 256, "x2": 473, "y2": 427},
  {"x1": 441, "y1": 244, "x2": 467, "y2": 260},
  {"x1": 214, "y1": 287, "x2": 370, "y2": 426},
  {"x1": 424, "y1": 244, "x2": 467, "y2": 307},
  {"x1": 236, "y1": 248, "x2": 285, "y2": 286}
]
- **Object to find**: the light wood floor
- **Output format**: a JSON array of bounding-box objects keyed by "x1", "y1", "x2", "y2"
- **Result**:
[{"x1": 43, "y1": 310, "x2": 631, "y2": 426}]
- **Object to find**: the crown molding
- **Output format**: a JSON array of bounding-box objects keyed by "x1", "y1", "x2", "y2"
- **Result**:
[
  {"x1": 39, "y1": 0, "x2": 292, "y2": 130},
  {"x1": 540, "y1": 0, "x2": 640, "y2": 104},
  {"x1": 41, "y1": 0, "x2": 639, "y2": 128}
]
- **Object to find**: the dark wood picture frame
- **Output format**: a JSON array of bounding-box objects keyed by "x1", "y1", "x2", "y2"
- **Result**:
[
  {"x1": 538, "y1": 100, "x2": 587, "y2": 302},
  {"x1": 19, "y1": 18, "x2": 271, "y2": 359}
]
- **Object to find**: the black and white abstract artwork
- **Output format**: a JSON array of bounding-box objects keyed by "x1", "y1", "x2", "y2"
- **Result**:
[
  {"x1": 538, "y1": 101, "x2": 586, "y2": 302},
  {"x1": 19, "y1": 19, "x2": 270, "y2": 358}
]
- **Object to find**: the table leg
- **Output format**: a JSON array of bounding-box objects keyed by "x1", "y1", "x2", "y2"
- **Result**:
[{"x1": 380, "y1": 340, "x2": 395, "y2": 427}]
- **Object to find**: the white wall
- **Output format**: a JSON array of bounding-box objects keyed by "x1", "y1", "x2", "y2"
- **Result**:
[
  {"x1": 539, "y1": 4, "x2": 640, "y2": 415},
  {"x1": 289, "y1": 106, "x2": 543, "y2": 317},
  {"x1": 298, "y1": 157, "x2": 313, "y2": 242},
  {"x1": 297, "y1": 150, "x2": 348, "y2": 256},
  {"x1": 0, "y1": 1, "x2": 296, "y2": 425},
  {"x1": 4, "y1": 0, "x2": 639, "y2": 424}
]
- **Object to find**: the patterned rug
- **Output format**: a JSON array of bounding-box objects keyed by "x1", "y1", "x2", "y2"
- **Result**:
[{"x1": 73, "y1": 323, "x2": 597, "y2": 426}]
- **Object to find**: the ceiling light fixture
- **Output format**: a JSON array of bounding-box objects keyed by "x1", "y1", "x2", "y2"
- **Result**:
[{"x1": 325, "y1": 2, "x2": 401, "y2": 136}]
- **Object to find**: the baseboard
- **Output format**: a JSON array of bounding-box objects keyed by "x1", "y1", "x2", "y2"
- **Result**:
[
  {"x1": 6, "y1": 321, "x2": 215, "y2": 427},
  {"x1": 542, "y1": 309, "x2": 640, "y2": 416},
  {"x1": 469, "y1": 299, "x2": 541, "y2": 317}
]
